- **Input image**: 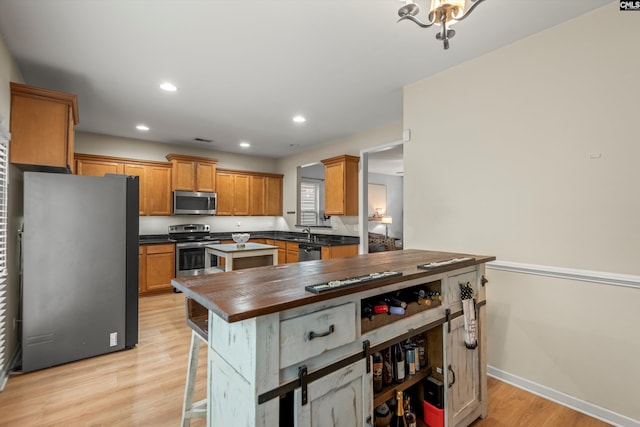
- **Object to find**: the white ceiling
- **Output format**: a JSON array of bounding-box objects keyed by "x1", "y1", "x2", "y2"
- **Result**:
[{"x1": 0, "y1": 0, "x2": 612, "y2": 160}]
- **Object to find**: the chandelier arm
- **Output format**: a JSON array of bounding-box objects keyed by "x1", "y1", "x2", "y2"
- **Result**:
[
  {"x1": 454, "y1": 0, "x2": 487, "y2": 21},
  {"x1": 397, "y1": 15, "x2": 436, "y2": 29}
]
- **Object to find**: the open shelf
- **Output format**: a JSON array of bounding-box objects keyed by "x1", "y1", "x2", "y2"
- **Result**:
[{"x1": 373, "y1": 366, "x2": 432, "y2": 407}]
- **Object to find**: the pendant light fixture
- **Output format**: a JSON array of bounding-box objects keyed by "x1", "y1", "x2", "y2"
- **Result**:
[{"x1": 397, "y1": 0, "x2": 486, "y2": 49}]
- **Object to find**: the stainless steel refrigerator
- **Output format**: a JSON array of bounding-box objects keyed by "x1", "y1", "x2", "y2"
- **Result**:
[{"x1": 21, "y1": 172, "x2": 139, "y2": 372}]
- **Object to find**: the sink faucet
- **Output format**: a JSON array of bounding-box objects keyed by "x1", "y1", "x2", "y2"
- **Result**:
[{"x1": 302, "y1": 226, "x2": 311, "y2": 241}]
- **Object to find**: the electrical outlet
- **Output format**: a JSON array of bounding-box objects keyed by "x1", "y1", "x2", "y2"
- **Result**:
[{"x1": 110, "y1": 332, "x2": 118, "y2": 347}]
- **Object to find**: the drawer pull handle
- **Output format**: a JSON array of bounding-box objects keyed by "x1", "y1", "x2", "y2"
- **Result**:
[{"x1": 308, "y1": 324, "x2": 335, "y2": 340}]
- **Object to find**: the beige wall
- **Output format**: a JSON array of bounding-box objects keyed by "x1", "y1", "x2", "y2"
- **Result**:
[
  {"x1": 0, "y1": 32, "x2": 24, "y2": 384},
  {"x1": 404, "y1": 3, "x2": 639, "y2": 422}
]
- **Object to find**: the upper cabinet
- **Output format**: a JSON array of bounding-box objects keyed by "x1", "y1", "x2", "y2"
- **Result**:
[
  {"x1": 166, "y1": 154, "x2": 217, "y2": 193},
  {"x1": 216, "y1": 169, "x2": 283, "y2": 216},
  {"x1": 9, "y1": 82, "x2": 79, "y2": 173},
  {"x1": 75, "y1": 153, "x2": 172, "y2": 216},
  {"x1": 321, "y1": 154, "x2": 359, "y2": 216}
]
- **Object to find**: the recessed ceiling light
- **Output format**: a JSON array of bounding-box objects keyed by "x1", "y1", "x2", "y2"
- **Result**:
[
  {"x1": 160, "y1": 82, "x2": 177, "y2": 92},
  {"x1": 292, "y1": 115, "x2": 306, "y2": 123},
  {"x1": 136, "y1": 124, "x2": 150, "y2": 131},
  {"x1": 239, "y1": 141, "x2": 250, "y2": 148}
]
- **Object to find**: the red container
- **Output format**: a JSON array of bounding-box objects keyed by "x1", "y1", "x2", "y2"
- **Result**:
[{"x1": 423, "y1": 400, "x2": 444, "y2": 427}]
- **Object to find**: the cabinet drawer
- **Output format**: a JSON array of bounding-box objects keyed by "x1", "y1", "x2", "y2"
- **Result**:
[
  {"x1": 280, "y1": 302, "x2": 356, "y2": 368},
  {"x1": 145, "y1": 243, "x2": 175, "y2": 254},
  {"x1": 445, "y1": 270, "x2": 477, "y2": 309}
]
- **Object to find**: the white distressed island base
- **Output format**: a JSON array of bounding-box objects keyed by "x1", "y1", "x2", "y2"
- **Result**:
[{"x1": 171, "y1": 249, "x2": 495, "y2": 427}]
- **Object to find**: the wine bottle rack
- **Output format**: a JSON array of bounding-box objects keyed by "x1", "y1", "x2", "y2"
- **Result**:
[{"x1": 360, "y1": 279, "x2": 442, "y2": 334}]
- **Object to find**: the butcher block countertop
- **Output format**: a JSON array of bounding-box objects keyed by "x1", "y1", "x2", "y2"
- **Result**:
[{"x1": 171, "y1": 249, "x2": 495, "y2": 323}]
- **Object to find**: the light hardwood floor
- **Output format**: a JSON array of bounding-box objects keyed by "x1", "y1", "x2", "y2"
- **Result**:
[{"x1": 0, "y1": 293, "x2": 610, "y2": 426}]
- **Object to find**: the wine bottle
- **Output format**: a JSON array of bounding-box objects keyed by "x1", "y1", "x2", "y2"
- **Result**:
[
  {"x1": 404, "y1": 394, "x2": 417, "y2": 427},
  {"x1": 404, "y1": 343, "x2": 416, "y2": 376},
  {"x1": 372, "y1": 352, "x2": 383, "y2": 392},
  {"x1": 382, "y1": 348, "x2": 393, "y2": 385},
  {"x1": 391, "y1": 390, "x2": 407, "y2": 427},
  {"x1": 361, "y1": 302, "x2": 375, "y2": 320},
  {"x1": 392, "y1": 343, "x2": 405, "y2": 383}
]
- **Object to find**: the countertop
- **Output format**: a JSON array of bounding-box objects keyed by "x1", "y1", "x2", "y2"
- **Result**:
[
  {"x1": 139, "y1": 231, "x2": 360, "y2": 246},
  {"x1": 171, "y1": 249, "x2": 495, "y2": 323},
  {"x1": 205, "y1": 242, "x2": 278, "y2": 253}
]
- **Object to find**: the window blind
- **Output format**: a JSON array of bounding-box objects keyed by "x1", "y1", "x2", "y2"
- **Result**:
[
  {"x1": 0, "y1": 116, "x2": 9, "y2": 388},
  {"x1": 300, "y1": 181, "x2": 320, "y2": 226}
]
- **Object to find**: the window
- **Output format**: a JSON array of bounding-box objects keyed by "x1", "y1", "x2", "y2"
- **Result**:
[
  {"x1": 0, "y1": 117, "x2": 8, "y2": 388},
  {"x1": 299, "y1": 181, "x2": 320, "y2": 226}
]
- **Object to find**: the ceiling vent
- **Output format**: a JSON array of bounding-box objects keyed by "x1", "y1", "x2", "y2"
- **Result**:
[{"x1": 193, "y1": 137, "x2": 213, "y2": 143}]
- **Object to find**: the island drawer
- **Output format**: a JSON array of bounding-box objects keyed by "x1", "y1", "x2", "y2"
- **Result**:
[{"x1": 279, "y1": 302, "x2": 356, "y2": 369}]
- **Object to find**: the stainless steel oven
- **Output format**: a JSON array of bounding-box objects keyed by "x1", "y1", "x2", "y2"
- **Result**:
[
  {"x1": 169, "y1": 224, "x2": 220, "y2": 277},
  {"x1": 176, "y1": 240, "x2": 220, "y2": 277}
]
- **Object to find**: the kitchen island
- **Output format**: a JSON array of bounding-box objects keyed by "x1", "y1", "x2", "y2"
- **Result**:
[
  {"x1": 204, "y1": 242, "x2": 278, "y2": 272},
  {"x1": 172, "y1": 249, "x2": 495, "y2": 427}
]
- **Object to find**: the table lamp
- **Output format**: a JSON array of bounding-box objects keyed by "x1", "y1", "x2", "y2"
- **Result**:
[{"x1": 381, "y1": 216, "x2": 392, "y2": 238}]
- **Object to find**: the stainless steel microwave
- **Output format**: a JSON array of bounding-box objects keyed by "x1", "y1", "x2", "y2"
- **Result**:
[{"x1": 173, "y1": 191, "x2": 217, "y2": 215}]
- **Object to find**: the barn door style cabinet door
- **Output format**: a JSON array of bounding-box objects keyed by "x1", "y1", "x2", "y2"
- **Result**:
[
  {"x1": 321, "y1": 154, "x2": 359, "y2": 216},
  {"x1": 10, "y1": 82, "x2": 79, "y2": 172},
  {"x1": 444, "y1": 268, "x2": 488, "y2": 427}
]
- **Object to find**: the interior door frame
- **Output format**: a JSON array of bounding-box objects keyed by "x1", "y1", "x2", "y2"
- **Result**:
[{"x1": 358, "y1": 138, "x2": 405, "y2": 254}]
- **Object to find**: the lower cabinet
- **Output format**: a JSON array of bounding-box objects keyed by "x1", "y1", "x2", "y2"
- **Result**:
[
  {"x1": 139, "y1": 243, "x2": 175, "y2": 295},
  {"x1": 321, "y1": 244, "x2": 358, "y2": 260}
]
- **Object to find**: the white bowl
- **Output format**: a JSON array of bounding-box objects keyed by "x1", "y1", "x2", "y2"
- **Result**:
[{"x1": 231, "y1": 233, "x2": 250, "y2": 245}]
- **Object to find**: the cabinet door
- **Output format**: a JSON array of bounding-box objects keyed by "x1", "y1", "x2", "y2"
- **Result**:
[
  {"x1": 446, "y1": 315, "x2": 481, "y2": 427},
  {"x1": 123, "y1": 163, "x2": 147, "y2": 215},
  {"x1": 196, "y1": 162, "x2": 216, "y2": 192},
  {"x1": 67, "y1": 111, "x2": 75, "y2": 173},
  {"x1": 138, "y1": 246, "x2": 146, "y2": 294},
  {"x1": 322, "y1": 245, "x2": 358, "y2": 260},
  {"x1": 76, "y1": 158, "x2": 124, "y2": 177},
  {"x1": 146, "y1": 165, "x2": 172, "y2": 216},
  {"x1": 323, "y1": 161, "x2": 345, "y2": 216},
  {"x1": 265, "y1": 176, "x2": 283, "y2": 216},
  {"x1": 144, "y1": 244, "x2": 175, "y2": 294},
  {"x1": 10, "y1": 95, "x2": 70, "y2": 169},
  {"x1": 294, "y1": 358, "x2": 372, "y2": 427},
  {"x1": 216, "y1": 172, "x2": 234, "y2": 215},
  {"x1": 172, "y1": 159, "x2": 196, "y2": 191},
  {"x1": 233, "y1": 174, "x2": 250, "y2": 215},
  {"x1": 249, "y1": 175, "x2": 266, "y2": 215}
]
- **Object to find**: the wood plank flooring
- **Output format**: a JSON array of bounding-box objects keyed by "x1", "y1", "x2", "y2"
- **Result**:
[{"x1": 0, "y1": 293, "x2": 611, "y2": 426}]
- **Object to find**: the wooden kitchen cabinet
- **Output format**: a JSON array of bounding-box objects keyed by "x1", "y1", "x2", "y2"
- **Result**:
[
  {"x1": 144, "y1": 165, "x2": 172, "y2": 215},
  {"x1": 249, "y1": 175, "x2": 265, "y2": 215},
  {"x1": 265, "y1": 176, "x2": 283, "y2": 216},
  {"x1": 9, "y1": 82, "x2": 79, "y2": 172},
  {"x1": 139, "y1": 243, "x2": 175, "y2": 295},
  {"x1": 321, "y1": 154, "x2": 359, "y2": 216},
  {"x1": 321, "y1": 244, "x2": 358, "y2": 260},
  {"x1": 216, "y1": 171, "x2": 249, "y2": 215},
  {"x1": 217, "y1": 168, "x2": 283, "y2": 216},
  {"x1": 76, "y1": 157, "x2": 124, "y2": 177},
  {"x1": 75, "y1": 154, "x2": 172, "y2": 216},
  {"x1": 166, "y1": 153, "x2": 217, "y2": 192}
]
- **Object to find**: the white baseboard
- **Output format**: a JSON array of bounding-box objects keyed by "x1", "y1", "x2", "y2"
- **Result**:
[{"x1": 488, "y1": 366, "x2": 640, "y2": 427}]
